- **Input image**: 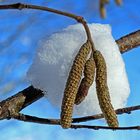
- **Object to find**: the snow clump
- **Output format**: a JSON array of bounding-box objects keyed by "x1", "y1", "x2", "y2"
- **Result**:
[{"x1": 27, "y1": 23, "x2": 130, "y2": 116}]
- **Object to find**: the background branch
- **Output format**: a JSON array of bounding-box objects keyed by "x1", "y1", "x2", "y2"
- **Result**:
[
  {"x1": 0, "y1": 86, "x2": 43, "y2": 120},
  {"x1": 1, "y1": 89, "x2": 140, "y2": 124},
  {"x1": 0, "y1": 3, "x2": 96, "y2": 51}
]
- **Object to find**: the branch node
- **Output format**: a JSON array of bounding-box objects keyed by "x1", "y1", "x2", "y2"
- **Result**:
[{"x1": 76, "y1": 16, "x2": 85, "y2": 23}]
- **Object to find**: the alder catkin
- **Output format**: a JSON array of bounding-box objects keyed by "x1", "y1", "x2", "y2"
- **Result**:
[
  {"x1": 93, "y1": 50, "x2": 119, "y2": 127},
  {"x1": 75, "y1": 57, "x2": 95, "y2": 105},
  {"x1": 99, "y1": 0, "x2": 107, "y2": 18},
  {"x1": 115, "y1": 0, "x2": 122, "y2": 5},
  {"x1": 60, "y1": 41, "x2": 91, "y2": 129}
]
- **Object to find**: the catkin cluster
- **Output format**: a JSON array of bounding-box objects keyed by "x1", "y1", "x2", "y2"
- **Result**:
[
  {"x1": 93, "y1": 50, "x2": 119, "y2": 127},
  {"x1": 99, "y1": 0, "x2": 122, "y2": 18},
  {"x1": 60, "y1": 41, "x2": 91, "y2": 128},
  {"x1": 61, "y1": 39, "x2": 118, "y2": 128},
  {"x1": 75, "y1": 56, "x2": 95, "y2": 105}
]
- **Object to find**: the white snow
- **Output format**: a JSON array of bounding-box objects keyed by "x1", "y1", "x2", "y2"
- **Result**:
[{"x1": 27, "y1": 23, "x2": 130, "y2": 116}]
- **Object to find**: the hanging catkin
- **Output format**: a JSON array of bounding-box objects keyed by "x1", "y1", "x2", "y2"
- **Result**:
[
  {"x1": 60, "y1": 41, "x2": 91, "y2": 129},
  {"x1": 93, "y1": 50, "x2": 119, "y2": 127},
  {"x1": 99, "y1": 0, "x2": 108, "y2": 18},
  {"x1": 115, "y1": 0, "x2": 122, "y2": 5},
  {"x1": 75, "y1": 56, "x2": 95, "y2": 105}
]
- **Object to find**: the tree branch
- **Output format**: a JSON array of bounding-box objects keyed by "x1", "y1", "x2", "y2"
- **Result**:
[
  {"x1": 117, "y1": 30, "x2": 140, "y2": 53},
  {"x1": 13, "y1": 113, "x2": 140, "y2": 130},
  {"x1": 1, "y1": 92, "x2": 139, "y2": 123}
]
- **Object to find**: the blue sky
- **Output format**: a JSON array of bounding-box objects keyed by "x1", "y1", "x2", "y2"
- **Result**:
[{"x1": 0, "y1": 0, "x2": 140, "y2": 140}]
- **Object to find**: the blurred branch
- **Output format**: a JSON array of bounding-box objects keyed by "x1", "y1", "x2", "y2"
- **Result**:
[
  {"x1": 11, "y1": 104, "x2": 140, "y2": 123},
  {"x1": 117, "y1": 30, "x2": 140, "y2": 53},
  {"x1": 0, "y1": 15, "x2": 37, "y2": 53},
  {"x1": 0, "y1": 1, "x2": 47, "y2": 53},
  {"x1": 73, "y1": 105, "x2": 140, "y2": 123},
  {"x1": 71, "y1": 124, "x2": 140, "y2": 130}
]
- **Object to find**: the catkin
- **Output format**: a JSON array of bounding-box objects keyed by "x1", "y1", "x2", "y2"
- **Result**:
[
  {"x1": 115, "y1": 0, "x2": 122, "y2": 5},
  {"x1": 99, "y1": 0, "x2": 108, "y2": 18},
  {"x1": 60, "y1": 41, "x2": 91, "y2": 129},
  {"x1": 75, "y1": 57, "x2": 95, "y2": 105},
  {"x1": 93, "y1": 50, "x2": 119, "y2": 127}
]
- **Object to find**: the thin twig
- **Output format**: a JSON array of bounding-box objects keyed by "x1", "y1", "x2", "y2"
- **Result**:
[
  {"x1": 72, "y1": 105, "x2": 140, "y2": 123},
  {"x1": 13, "y1": 113, "x2": 60, "y2": 125},
  {"x1": 14, "y1": 113, "x2": 140, "y2": 130},
  {"x1": 71, "y1": 124, "x2": 140, "y2": 130},
  {"x1": 8, "y1": 105, "x2": 140, "y2": 123}
]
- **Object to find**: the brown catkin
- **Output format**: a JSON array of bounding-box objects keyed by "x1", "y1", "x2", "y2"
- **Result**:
[
  {"x1": 115, "y1": 0, "x2": 122, "y2": 5},
  {"x1": 102, "y1": 0, "x2": 109, "y2": 4},
  {"x1": 75, "y1": 57, "x2": 95, "y2": 105},
  {"x1": 93, "y1": 50, "x2": 119, "y2": 127},
  {"x1": 100, "y1": 4, "x2": 106, "y2": 18},
  {"x1": 60, "y1": 41, "x2": 91, "y2": 129},
  {"x1": 99, "y1": 0, "x2": 108, "y2": 18}
]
